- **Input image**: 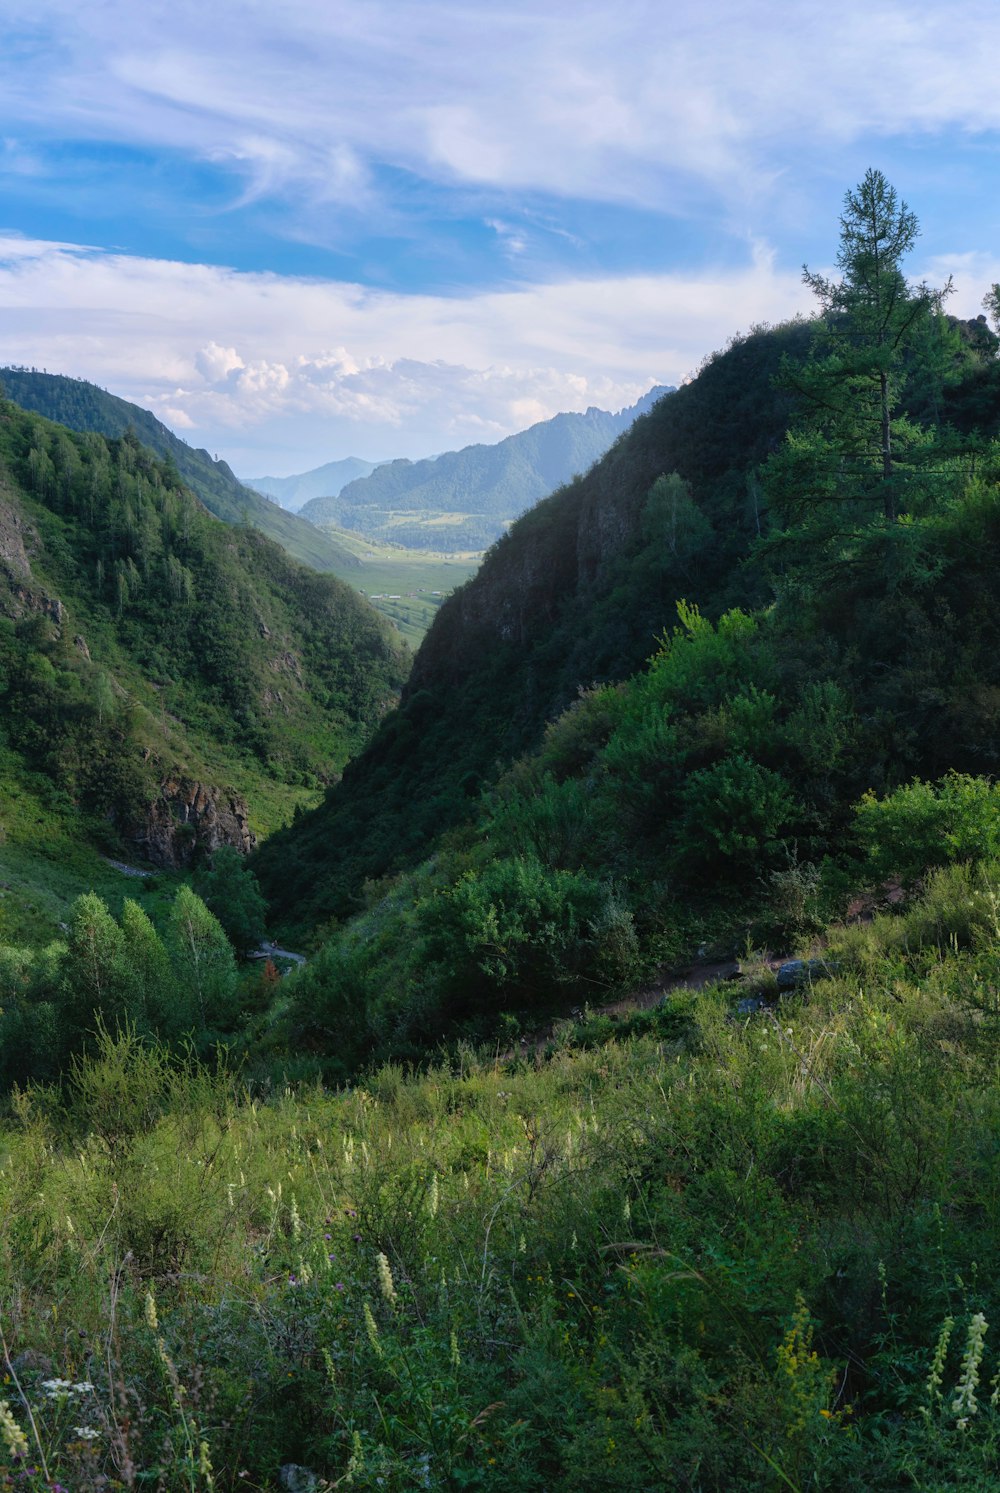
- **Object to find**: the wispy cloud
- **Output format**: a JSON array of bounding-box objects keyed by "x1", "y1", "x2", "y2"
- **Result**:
[
  {"x1": 5, "y1": 1, "x2": 1000, "y2": 228},
  {"x1": 2, "y1": 3, "x2": 999, "y2": 470}
]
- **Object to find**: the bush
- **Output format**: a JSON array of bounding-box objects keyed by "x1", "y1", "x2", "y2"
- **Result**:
[{"x1": 855, "y1": 772, "x2": 1000, "y2": 885}]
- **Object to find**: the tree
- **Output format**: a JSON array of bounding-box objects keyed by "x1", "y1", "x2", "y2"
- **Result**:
[
  {"x1": 195, "y1": 846, "x2": 267, "y2": 957},
  {"x1": 776, "y1": 169, "x2": 952, "y2": 527},
  {"x1": 166, "y1": 886, "x2": 238, "y2": 1040},
  {"x1": 60, "y1": 892, "x2": 142, "y2": 1045}
]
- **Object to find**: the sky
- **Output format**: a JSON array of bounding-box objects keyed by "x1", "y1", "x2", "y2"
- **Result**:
[{"x1": 1, "y1": 1, "x2": 1000, "y2": 476}]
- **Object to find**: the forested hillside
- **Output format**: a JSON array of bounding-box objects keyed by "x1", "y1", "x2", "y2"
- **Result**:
[
  {"x1": 0, "y1": 397, "x2": 406, "y2": 886},
  {"x1": 0, "y1": 369, "x2": 361, "y2": 573},
  {"x1": 255, "y1": 320, "x2": 813, "y2": 922}
]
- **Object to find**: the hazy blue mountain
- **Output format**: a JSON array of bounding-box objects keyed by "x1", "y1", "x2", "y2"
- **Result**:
[
  {"x1": 295, "y1": 386, "x2": 673, "y2": 550},
  {"x1": 246, "y1": 457, "x2": 382, "y2": 512},
  {"x1": 0, "y1": 368, "x2": 360, "y2": 573}
]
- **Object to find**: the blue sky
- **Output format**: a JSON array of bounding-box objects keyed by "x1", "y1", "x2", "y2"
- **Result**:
[{"x1": 1, "y1": 0, "x2": 999, "y2": 474}]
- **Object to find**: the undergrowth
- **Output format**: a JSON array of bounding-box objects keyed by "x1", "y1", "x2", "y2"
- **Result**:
[{"x1": 4, "y1": 868, "x2": 1000, "y2": 1488}]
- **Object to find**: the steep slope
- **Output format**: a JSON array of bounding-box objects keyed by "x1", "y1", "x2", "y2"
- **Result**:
[
  {"x1": 297, "y1": 386, "x2": 672, "y2": 549},
  {"x1": 255, "y1": 326, "x2": 809, "y2": 925},
  {"x1": 0, "y1": 369, "x2": 360, "y2": 574},
  {"x1": 0, "y1": 398, "x2": 407, "y2": 896},
  {"x1": 247, "y1": 457, "x2": 380, "y2": 511}
]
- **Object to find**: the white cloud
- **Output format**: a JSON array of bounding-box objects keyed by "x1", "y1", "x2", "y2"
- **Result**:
[
  {"x1": 5, "y1": 1, "x2": 1000, "y2": 224},
  {"x1": 0, "y1": 231, "x2": 815, "y2": 467},
  {"x1": 0, "y1": 222, "x2": 993, "y2": 473}
]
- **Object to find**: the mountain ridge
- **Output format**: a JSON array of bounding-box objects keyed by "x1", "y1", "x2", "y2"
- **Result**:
[
  {"x1": 292, "y1": 385, "x2": 673, "y2": 550},
  {"x1": 0, "y1": 369, "x2": 362, "y2": 573}
]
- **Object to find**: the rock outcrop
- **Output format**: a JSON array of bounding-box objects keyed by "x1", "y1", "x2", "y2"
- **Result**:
[{"x1": 130, "y1": 778, "x2": 256, "y2": 868}]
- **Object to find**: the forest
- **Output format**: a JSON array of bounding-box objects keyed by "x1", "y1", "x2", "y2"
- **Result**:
[{"x1": 4, "y1": 171, "x2": 1000, "y2": 1489}]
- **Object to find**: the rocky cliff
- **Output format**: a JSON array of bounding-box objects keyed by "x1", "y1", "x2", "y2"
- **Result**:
[{"x1": 131, "y1": 777, "x2": 256, "y2": 868}]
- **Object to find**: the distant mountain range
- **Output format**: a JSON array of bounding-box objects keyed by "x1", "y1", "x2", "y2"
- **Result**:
[
  {"x1": 0, "y1": 369, "x2": 361, "y2": 573},
  {"x1": 248, "y1": 386, "x2": 673, "y2": 551},
  {"x1": 247, "y1": 457, "x2": 385, "y2": 512}
]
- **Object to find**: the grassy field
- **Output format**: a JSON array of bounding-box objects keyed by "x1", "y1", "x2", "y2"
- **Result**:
[
  {"x1": 5, "y1": 874, "x2": 1000, "y2": 1489},
  {"x1": 316, "y1": 526, "x2": 481, "y2": 646}
]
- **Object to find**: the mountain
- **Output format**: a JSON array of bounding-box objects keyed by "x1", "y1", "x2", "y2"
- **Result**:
[
  {"x1": 0, "y1": 369, "x2": 361, "y2": 574},
  {"x1": 256, "y1": 312, "x2": 1000, "y2": 937},
  {"x1": 246, "y1": 457, "x2": 381, "y2": 511},
  {"x1": 0, "y1": 396, "x2": 407, "y2": 899},
  {"x1": 253, "y1": 336, "x2": 801, "y2": 925},
  {"x1": 296, "y1": 386, "x2": 673, "y2": 550}
]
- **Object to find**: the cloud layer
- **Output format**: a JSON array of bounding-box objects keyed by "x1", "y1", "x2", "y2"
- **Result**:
[
  {"x1": 0, "y1": 232, "x2": 820, "y2": 467},
  {"x1": 2, "y1": 3, "x2": 999, "y2": 471}
]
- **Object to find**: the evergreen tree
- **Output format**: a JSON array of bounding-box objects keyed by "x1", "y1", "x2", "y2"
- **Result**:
[
  {"x1": 121, "y1": 899, "x2": 176, "y2": 1038},
  {"x1": 61, "y1": 892, "x2": 141, "y2": 1043},
  {"x1": 196, "y1": 846, "x2": 267, "y2": 957},
  {"x1": 770, "y1": 168, "x2": 953, "y2": 532}
]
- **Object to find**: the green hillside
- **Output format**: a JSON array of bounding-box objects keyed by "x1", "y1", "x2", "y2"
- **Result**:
[
  {"x1": 254, "y1": 320, "x2": 812, "y2": 924},
  {"x1": 0, "y1": 397, "x2": 407, "y2": 940},
  {"x1": 0, "y1": 368, "x2": 362, "y2": 573}
]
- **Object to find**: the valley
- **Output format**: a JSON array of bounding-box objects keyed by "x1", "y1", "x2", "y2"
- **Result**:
[{"x1": 4, "y1": 170, "x2": 1000, "y2": 1490}]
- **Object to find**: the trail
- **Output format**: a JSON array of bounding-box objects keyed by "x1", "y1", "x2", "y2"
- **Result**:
[
  {"x1": 250, "y1": 941, "x2": 307, "y2": 968},
  {"x1": 502, "y1": 951, "x2": 795, "y2": 1063},
  {"x1": 102, "y1": 856, "x2": 152, "y2": 878}
]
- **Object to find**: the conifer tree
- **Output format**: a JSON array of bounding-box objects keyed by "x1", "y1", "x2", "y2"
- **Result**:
[{"x1": 769, "y1": 168, "x2": 952, "y2": 531}]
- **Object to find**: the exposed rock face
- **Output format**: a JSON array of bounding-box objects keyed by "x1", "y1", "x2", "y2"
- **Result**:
[
  {"x1": 130, "y1": 777, "x2": 257, "y2": 868},
  {"x1": 0, "y1": 491, "x2": 66, "y2": 623},
  {"x1": 0, "y1": 491, "x2": 32, "y2": 582}
]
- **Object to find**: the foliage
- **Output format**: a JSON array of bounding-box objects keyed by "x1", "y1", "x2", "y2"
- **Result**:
[
  {"x1": 6, "y1": 892, "x2": 1000, "y2": 1486},
  {"x1": 0, "y1": 367, "x2": 361, "y2": 574},
  {"x1": 196, "y1": 846, "x2": 267, "y2": 955},
  {"x1": 855, "y1": 773, "x2": 1000, "y2": 885},
  {"x1": 0, "y1": 396, "x2": 406, "y2": 921}
]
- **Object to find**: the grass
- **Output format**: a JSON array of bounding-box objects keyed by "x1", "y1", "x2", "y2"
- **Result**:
[
  {"x1": 6, "y1": 871, "x2": 1000, "y2": 1488},
  {"x1": 314, "y1": 526, "x2": 481, "y2": 645}
]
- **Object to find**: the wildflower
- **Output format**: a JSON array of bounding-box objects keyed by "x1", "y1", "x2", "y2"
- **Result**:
[
  {"x1": 41, "y1": 1378, "x2": 73, "y2": 1395},
  {"x1": 74, "y1": 1427, "x2": 100, "y2": 1440},
  {"x1": 953, "y1": 1313, "x2": 989, "y2": 1428},
  {"x1": 922, "y1": 1316, "x2": 954, "y2": 1419},
  {"x1": 198, "y1": 1439, "x2": 215, "y2": 1488},
  {"x1": 363, "y1": 1302, "x2": 383, "y2": 1359},
  {"x1": 376, "y1": 1252, "x2": 397, "y2": 1306},
  {"x1": 72, "y1": 1382, "x2": 94, "y2": 1394},
  {"x1": 0, "y1": 1400, "x2": 28, "y2": 1459},
  {"x1": 450, "y1": 1330, "x2": 461, "y2": 1369},
  {"x1": 144, "y1": 1289, "x2": 159, "y2": 1333}
]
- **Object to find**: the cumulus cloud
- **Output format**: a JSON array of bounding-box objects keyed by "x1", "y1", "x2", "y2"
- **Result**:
[
  {"x1": 0, "y1": 231, "x2": 816, "y2": 466},
  {"x1": 0, "y1": 224, "x2": 993, "y2": 472}
]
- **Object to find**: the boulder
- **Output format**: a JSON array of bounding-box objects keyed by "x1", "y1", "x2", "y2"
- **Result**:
[{"x1": 776, "y1": 957, "x2": 838, "y2": 992}]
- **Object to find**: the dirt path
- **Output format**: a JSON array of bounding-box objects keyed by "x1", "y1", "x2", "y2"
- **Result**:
[
  {"x1": 502, "y1": 951, "x2": 793, "y2": 1062},
  {"x1": 102, "y1": 857, "x2": 153, "y2": 878},
  {"x1": 250, "y1": 941, "x2": 307, "y2": 968}
]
